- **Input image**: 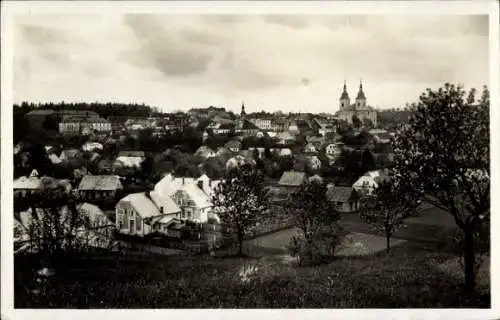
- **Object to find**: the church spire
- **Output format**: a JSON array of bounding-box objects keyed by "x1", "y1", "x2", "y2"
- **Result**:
[
  {"x1": 240, "y1": 101, "x2": 246, "y2": 117},
  {"x1": 356, "y1": 79, "x2": 366, "y2": 100},
  {"x1": 340, "y1": 81, "x2": 349, "y2": 100}
]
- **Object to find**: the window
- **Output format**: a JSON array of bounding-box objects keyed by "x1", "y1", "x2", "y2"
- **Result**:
[
  {"x1": 136, "y1": 217, "x2": 142, "y2": 231},
  {"x1": 130, "y1": 219, "x2": 135, "y2": 232},
  {"x1": 336, "y1": 201, "x2": 343, "y2": 206}
]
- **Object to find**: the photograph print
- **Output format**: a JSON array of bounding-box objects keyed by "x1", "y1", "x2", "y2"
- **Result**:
[{"x1": 5, "y1": 1, "x2": 495, "y2": 311}]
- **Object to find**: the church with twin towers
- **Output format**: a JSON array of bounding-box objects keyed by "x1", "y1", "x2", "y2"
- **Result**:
[{"x1": 335, "y1": 80, "x2": 378, "y2": 127}]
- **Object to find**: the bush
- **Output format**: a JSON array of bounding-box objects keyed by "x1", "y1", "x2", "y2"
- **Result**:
[{"x1": 287, "y1": 223, "x2": 347, "y2": 266}]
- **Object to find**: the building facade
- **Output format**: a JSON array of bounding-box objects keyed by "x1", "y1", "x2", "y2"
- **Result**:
[{"x1": 335, "y1": 81, "x2": 378, "y2": 127}]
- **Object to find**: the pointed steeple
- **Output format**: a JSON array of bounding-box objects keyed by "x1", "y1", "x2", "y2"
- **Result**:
[
  {"x1": 240, "y1": 101, "x2": 246, "y2": 117},
  {"x1": 356, "y1": 79, "x2": 366, "y2": 100},
  {"x1": 340, "y1": 80, "x2": 350, "y2": 100}
]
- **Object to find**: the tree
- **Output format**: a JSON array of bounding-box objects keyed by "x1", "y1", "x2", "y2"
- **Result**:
[
  {"x1": 212, "y1": 167, "x2": 268, "y2": 256},
  {"x1": 361, "y1": 148, "x2": 376, "y2": 173},
  {"x1": 140, "y1": 155, "x2": 155, "y2": 180},
  {"x1": 359, "y1": 179, "x2": 419, "y2": 253},
  {"x1": 392, "y1": 83, "x2": 489, "y2": 294},
  {"x1": 352, "y1": 114, "x2": 362, "y2": 129},
  {"x1": 362, "y1": 117, "x2": 374, "y2": 129},
  {"x1": 286, "y1": 180, "x2": 345, "y2": 265}
]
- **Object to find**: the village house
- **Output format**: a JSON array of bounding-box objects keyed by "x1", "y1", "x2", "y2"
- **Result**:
[
  {"x1": 115, "y1": 192, "x2": 162, "y2": 237},
  {"x1": 226, "y1": 155, "x2": 256, "y2": 171},
  {"x1": 249, "y1": 118, "x2": 272, "y2": 130},
  {"x1": 278, "y1": 148, "x2": 292, "y2": 157},
  {"x1": 194, "y1": 146, "x2": 216, "y2": 159},
  {"x1": 13, "y1": 175, "x2": 43, "y2": 197},
  {"x1": 326, "y1": 186, "x2": 360, "y2": 213},
  {"x1": 325, "y1": 142, "x2": 344, "y2": 158},
  {"x1": 59, "y1": 148, "x2": 82, "y2": 163},
  {"x1": 352, "y1": 169, "x2": 390, "y2": 196},
  {"x1": 14, "y1": 173, "x2": 72, "y2": 198},
  {"x1": 304, "y1": 143, "x2": 318, "y2": 153},
  {"x1": 271, "y1": 119, "x2": 289, "y2": 132},
  {"x1": 212, "y1": 122, "x2": 235, "y2": 135},
  {"x1": 78, "y1": 175, "x2": 123, "y2": 200},
  {"x1": 307, "y1": 155, "x2": 322, "y2": 170},
  {"x1": 235, "y1": 120, "x2": 260, "y2": 136},
  {"x1": 59, "y1": 115, "x2": 111, "y2": 135},
  {"x1": 82, "y1": 142, "x2": 104, "y2": 152},
  {"x1": 115, "y1": 151, "x2": 145, "y2": 168},
  {"x1": 278, "y1": 171, "x2": 307, "y2": 189},
  {"x1": 225, "y1": 140, "x2": 242, "y2": 153},
  {"x1": 276, "y1": 131, "x2": 296, "y2": 145},
  {"x1": 248, "y1": 147, "x2": 265, "y2": 159}
]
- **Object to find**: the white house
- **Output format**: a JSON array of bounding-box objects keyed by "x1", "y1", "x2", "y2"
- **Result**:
[
  {"x1": 325, "y1": 142, "x2": 344, "y2": 157},
  {"x1": 115, "y1": 151, "x2": 145, "y2": 168},
  {"x1": 279, "y1": 148, "x2": 292, "y2": 157},
  {"x1": 82, "y1": 142, "x2": 104, "y2": 152},
  {"x1": 352, "y1": 169, "x2": 390, "y2": 196}
]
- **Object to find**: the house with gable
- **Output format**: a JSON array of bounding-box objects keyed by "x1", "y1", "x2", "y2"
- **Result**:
[
  {"x1": 352, "y1": 169, "x2": 390, "y2": 196},
  {"x1": 326, "y1": 186, "x2": 360, "y2": 213},
  {"x1": 114, "y1": 151, "x2": 145, "y2": 168},
  {"x1": 225, "y1": 140, "x2": 242, "y2": 153},
  {"x1": 194, "y1": 146, "x2": 216, "y2": 159},
  {"x1": 78, "y1": 175, "x2": 123, "y2": 200}
]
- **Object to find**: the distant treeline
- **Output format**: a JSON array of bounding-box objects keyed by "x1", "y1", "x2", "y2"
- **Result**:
[{"x1": 14, "y1": 101, "x2": 161, "y2": 119}]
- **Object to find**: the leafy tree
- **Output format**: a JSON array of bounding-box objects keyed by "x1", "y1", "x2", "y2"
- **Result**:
[
  {"x1": 362, "y1": 117, "x2": 374, "y2": 129},
  {"x1": 361, "y1": 148, "x2": 376, "y2": 173},
  {"x1": 359, "y1": 179, "x2": 419, "y2": 253},
  {"x1": 140, "y1": 155, "x2": 156, "y2": 180},
  {"x1": 392, "y1": 83, "x2": 489, "y2": 294},
  {"x1": 286, "y1": 180, "x2": 345, "y2": 265},
  {"x1": 212, "y1": 167, "x2": 268, "y2": 256},
  {"x1": 352, "y1": 114, "x2": 362, "y2": 129}
]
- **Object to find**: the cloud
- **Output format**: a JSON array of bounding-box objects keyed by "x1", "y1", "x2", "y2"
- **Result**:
[
  {"x1": 12, "y1": 13, "x2": 489, "y2": 113},
  {"x1": 122, "y1": 15, "x2": 216, "y2": 77}
]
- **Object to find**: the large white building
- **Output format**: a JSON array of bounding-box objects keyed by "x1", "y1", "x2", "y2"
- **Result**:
[{"x1": 335, "y1": 81, "x2": 378, "y2": 127}]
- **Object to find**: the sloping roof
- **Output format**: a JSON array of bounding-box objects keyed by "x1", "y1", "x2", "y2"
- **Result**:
[
  {"x1": 327, "y1": 186, "x2": 358, "y2": 203},
  {"x1": 48, "y1": 153, "x2": 62, "y2": 164},
  {"x1": 176, "y1": 183, "x2": 213, "y2": 209},
  {"x1": 148, "y1": 190, "x2": 181, "y2": 215},
  {"x1": 240, "y1": 120, "x2": 259, "y2": 130},
  {"x1": 154, "y1": 173, "x2": 196, "y2": 198},
  {"x1": 195, "y1": 146, "x2": 215, "y2": 157},
  {"x1": 78, "y1": 175, "x2": 123, "y2": 191},
  {"x1": 117, "y1": 151, "x2": 145, "y2": 158},
  {"x1": 14, "y1": 176, "x2": 42, "y2": 189},
  {"x1": 225, "y1": 140, "x2": 242, "y2": 149},
  {"x1": 278, "y1": 171, "x2": 306, "y2": 187},
  {"x1": 120, "y1": 193, "x2": 161, "y2": 219},
  {"x1": 60, "y1": 149, "x2": 81, "y2": 159},
  {"x1": 276, "y1": 131, "x2": 295, "y2": 141},
  {"x1": 77, "y1": 203, "x2": 114, "y2": 226}
]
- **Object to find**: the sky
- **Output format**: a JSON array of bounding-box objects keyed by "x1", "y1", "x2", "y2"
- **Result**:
[{"x1": 13, "y1": 14, "x2": 489, "y2": 113}]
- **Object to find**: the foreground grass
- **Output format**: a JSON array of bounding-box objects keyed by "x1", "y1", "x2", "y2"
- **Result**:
[{"x1": 14, "y1": 243, "x2": 489, "y2": 308}]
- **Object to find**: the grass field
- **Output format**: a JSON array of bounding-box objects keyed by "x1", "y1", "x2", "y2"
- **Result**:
[{"x1": 14, "y1": 239, "x2": 490, "y2": 308}]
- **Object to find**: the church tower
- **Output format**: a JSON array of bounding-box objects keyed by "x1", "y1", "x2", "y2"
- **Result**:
[
  {"x1": 355, "y1": 80, "x2": 367, "y2": 109},
  {"x1": 339, "y1": 81, "x2": 350, "y2": 110},
  {"x1": 240, "y1": 101, "x2": 246, "y2": 119}
]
